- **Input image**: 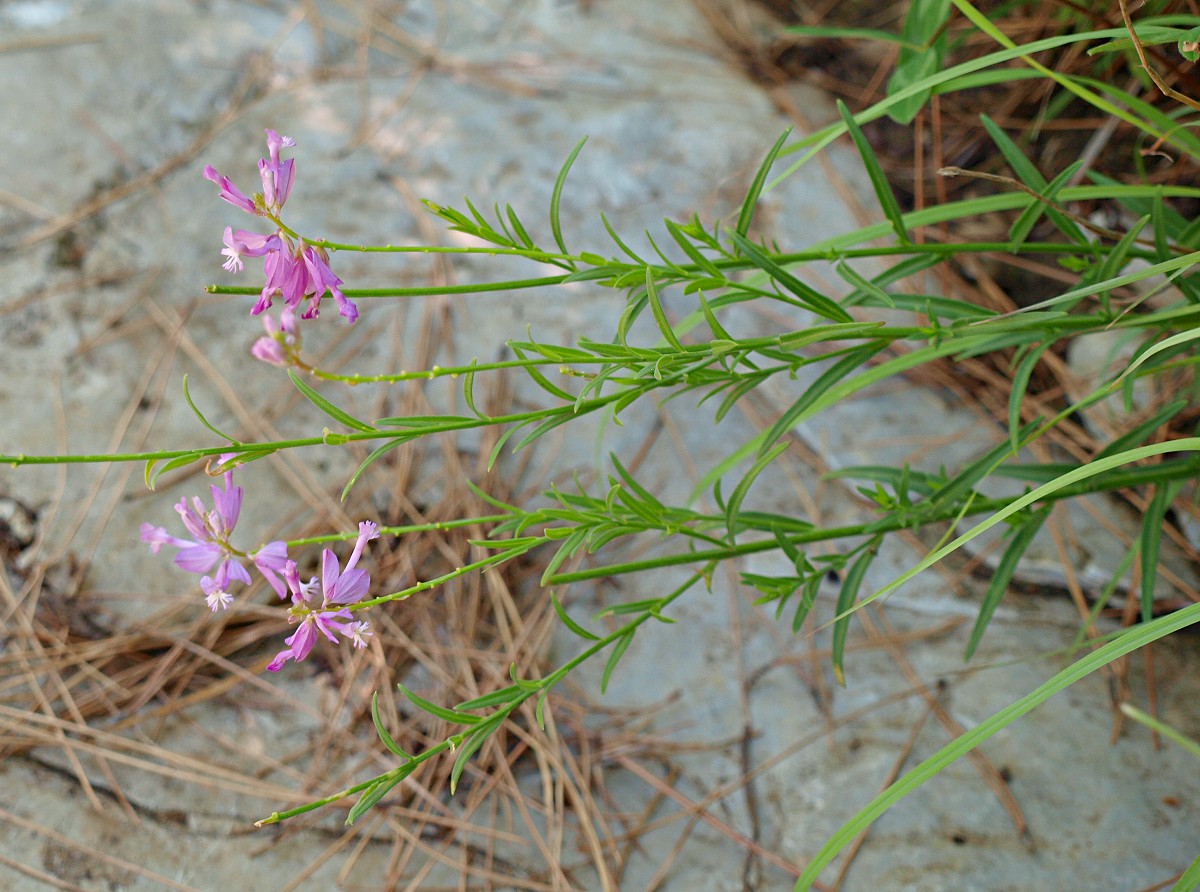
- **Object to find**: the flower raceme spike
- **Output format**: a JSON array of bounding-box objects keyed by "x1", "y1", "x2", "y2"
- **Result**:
[
  {"x1": 204, "y1": 129, "x2": 360, "y2": 325},
  {"x1": 140, "y1": 457, "x2": 289, "y2": 609},
  {"x1": 267, "y1": 521, "x2": 380, "y2": 672}
]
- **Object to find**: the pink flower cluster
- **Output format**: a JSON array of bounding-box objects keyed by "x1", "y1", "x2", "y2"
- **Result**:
[
  {"x1": 140, "y1": 456, "x2": 288, "y2": 612},
  {"x1": 204, "y1": 130, "x2": 359, "y2": 366},
  {"x1": 267, "y1": 522, "x2": 379, "y2": 671}
]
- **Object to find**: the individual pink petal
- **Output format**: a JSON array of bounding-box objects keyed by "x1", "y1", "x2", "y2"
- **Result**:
[
  {"x1": 343, "y1": 521, "x2": 379, "y2": 574},
  {"x1": 201, "y1": 575, "x2": 234, "y2": 611},
  {"x1": 175, "y1": 542, "x2": 224, "y2": 574},
  {"x1": 320, "y1": 548, "x2": 341, "y2": 598},
  {"x1": 252, "y1": 541, "x2": 290, "y2": 599},
  {"x1": 267, "y1": 619, "x2": 318, "y2": 671},
  {"x1": 328, "y1": 567, "x2": 369, "y2": 605},
  {"x1": 140, "y1": 523, "x2": 190, "y2": 554},
  {"x1": 203, "y1": 165, "x2": 258, "y2": 215}
]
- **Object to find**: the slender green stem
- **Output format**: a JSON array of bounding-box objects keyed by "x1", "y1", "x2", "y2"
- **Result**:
[
  {"x1": 546, "y1": 451, "x2": 1200, "y2": 585},
  {"x1": 257, "y1": 570, "x2": 705, "y2": 826}
]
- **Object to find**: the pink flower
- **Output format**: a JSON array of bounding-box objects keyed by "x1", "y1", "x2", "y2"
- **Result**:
[
  {"x1": 267, "y1": 522, "x2": 379, "y2": 671},
  {"x1": 205, "y1": 129, "x2": 360, "y2": 327},
  {"x1": 251, "y1": 306, "x2": 301, "y2": 368},
  {"x1": 141, "y1": 455, "x2": 289, "y2": 609}
]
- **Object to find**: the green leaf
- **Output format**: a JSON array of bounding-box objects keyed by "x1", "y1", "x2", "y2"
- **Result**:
[
  {"x1": 664, "y1": 218, "x2": 722, "y2": 277},
  {"x1": 837, "y1": 100, "x2": 910, "y2": 243},
  {"x1": 1093, "y1": 399, "x2": 1187, "y2": 461},
  {"x1": 793, "y1": 574, "x2": 821, "y2": 633},
  {"x1": 347, "y1": 773, "x2": 407, "y2": 825},
  {"x1": 785, "y1": 24, "x2": 920, "y2": 47},
  {"x1": 644, "y1": 269, "x2": 684, "y2": 351},
  {"x1": 340, "y1": 438, "x2": 404, "y2": 501},
  {"x1": 455, "y1": 684, "x2": 524, "y2": 711},
  {"x1": 758, "y1": 342, "x2": 890, "y2": 460},
  {"x1": 727, "y1": 231, "x2": 853, "y2": 322},
  {"x1": 736, "y1": 128, "x2": 791, "y2": 240},
  {"x1": 450, "y1": 714, "x2": 506, "y2": 794},
  {"x1": 884, "y1": 0, "x2": 952, "y2": 124},
  {"x1": 288, "y1": 371, "x2": 377, "y2": 432},
  {"x1": 964, "y1": 508, "x2": 1049, "y2": 661},
  {"x1": 551, "y1": 591, "x2": 601, "y2": 641},
  {"x1": 1007, "y1": 161, "x2": 1085, "y2": 253},
  {"x1": 725, "y1": 442, "x2": 790, "y2": 538},
  {"x1": 832, "y1": 541, "x2": 878, "y2": 685},
  {"x1": 979, "y1": 114, "x2": 1087, "y2": 246},
  {"x1": 550, "y1": 136, "x2": 587, "y2": 257},
  {"x1": 370, "y1": 691, "x2": 412, "y2": 759},
  {"x1": 398, "y1": 683, "x2": 482, "y2": 725},
  {"x1": 182, "y1": 374, "x2": 241, "y2": 444},
  {"x1": 1140, "y1": 481, "x2": 1182, "y2": 624},
  {"x1": 1008, "y1": 343, "x2": 1052, "y2": 453},
  {"x1": 601, "y1": 630, "x2": 636, "y2": 694},
  {"x1": 1171, "y1": 852, "x2": 1200, "y2": 892}
]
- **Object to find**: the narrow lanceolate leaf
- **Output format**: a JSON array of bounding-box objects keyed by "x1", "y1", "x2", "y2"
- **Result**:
[
  {"x1": 979, "y1": 114, "x2": 1086, "y2": 245},
  {"x1": 832, "y1": 541, "x2": 878, "y2": 685},
  {"x1": 288, "y1": 370, "x2": 377, "y2": 432},
  {"x1": 450, "y1": 713, "x2": 506, "y2": 794},
  {"x1": 550, "y1": 136, "x2": 588, "y2": 257},
  {"x1": 347, "y1": 773, "x2": 408, "y2": 825},
  {"x1": 964, "y1": 507, "x2": 1049, "y2": 661},
  {"x1": 645, "y1": 268, "x2": 684, "y2": 350},
  {"x1": 725, "y1": 442, "x2": 790, "y2": 539},
  {"x1": 183, "y1": 374, "x2": 241, "y2": 444},
  {"x1": 736, "y1": 128, "x2": 791, "y2": 241},
  {"x1": 795, "y1": 602, "x2": 1200, "y2": 890},
  {"x1": 370, "y1": 692, "x2": 412, "y2": 759},
  {"x1": 601, "y1": 629, "x2": 636, "y2": 694},
  {"x1": 727, "y1": 231, "x2": 853, "y2": 322},
  {"x1": 397, "y1": 683, "x2": 482, "y2": 725},
  {"x1": 1007, "y1": 160, "x2": 1084, "y2": 253},
  {"x1": 885, "y1": 0, "x2": 952, "y2": 124},
  {"x1": 1170, "y1": 852, "x2": 1200, "y2": 892},
  {"x1": 341, "y1": 438, "x2": 405, "y2": 501},
  {"x1": 837, "y1": 100, "x2": 910, "y2": 244},
  {"x1": 1140, "y1": 481, "x2": 1182, "y2": 624},
  {"x1": 1008, "y1": 342, "x2": 1052, "y2": 454},
  {"x1": 551, "y1": 591, "x2": 601, "y2": 641},
  {"x1": 1093, "y1": 399, "x2": 1187, "y2": 461}
]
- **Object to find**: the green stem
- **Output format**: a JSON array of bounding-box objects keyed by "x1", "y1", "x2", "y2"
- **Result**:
[
  {"x1": 257, "y1": 570, "x2": 705, "y2": 826},
  {"x1": 546, "y1": 451, "x2": 1200, "y2": 585}
]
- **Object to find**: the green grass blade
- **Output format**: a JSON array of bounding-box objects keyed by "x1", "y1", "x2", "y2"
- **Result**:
[
  {"x1": 795, "y1": 600, "x2": 1200, "y2": 890},
  {"x1": 1139, "y1": 481, "x2": 1181, "y2": 623},
  {"x1": 1171, "y1": 851, "x2": 1200, "y2": 892}
]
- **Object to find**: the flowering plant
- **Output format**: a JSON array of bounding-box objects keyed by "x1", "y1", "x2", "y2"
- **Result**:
[{"x1": 8, "y1": 5, "x2": 1200, "y2": 888}]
